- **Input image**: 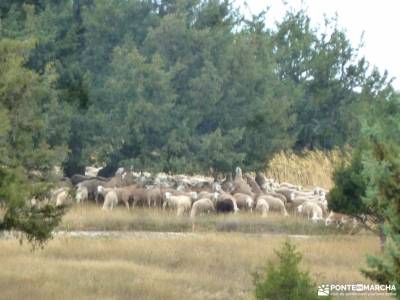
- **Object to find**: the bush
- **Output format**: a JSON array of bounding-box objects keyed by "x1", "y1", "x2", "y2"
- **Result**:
[{"x1": 253, "y1": 239, "x2": 330, "y2": 300}]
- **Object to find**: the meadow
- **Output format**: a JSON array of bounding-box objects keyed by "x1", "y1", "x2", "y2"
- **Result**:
[
  {"x1": 58, "y1": 204, "x2": 352, "y2": 235},
  {"x1": 0, "y1": 232, "x2": 384, "y2": 300}
]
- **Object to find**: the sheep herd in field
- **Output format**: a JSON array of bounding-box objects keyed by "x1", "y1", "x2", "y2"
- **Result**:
[{"x1": 47, "y1": 166, "x2": 357, "y2": 229}]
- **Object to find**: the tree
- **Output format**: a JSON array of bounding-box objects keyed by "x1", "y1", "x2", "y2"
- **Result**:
[
  {"x1": 357, "y1": 93, "x2": 400, "y2": 296},
  {"x1": 0, "y1": 38, "x2": 67, "y2": 246},
  {"x1": 253, "y1": 239, "x2": 328, "y2": 300},
  {"x1": 272, "y1": 9, "x2": 370, "y2": 150}
]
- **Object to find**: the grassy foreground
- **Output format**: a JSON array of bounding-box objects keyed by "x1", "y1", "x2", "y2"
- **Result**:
[
  {"x1": 58, "y1": 204, "x2": 349, "y2": 235},
  {"x1": 0, "y1": 233, "x2": 384, "y2": 300}
]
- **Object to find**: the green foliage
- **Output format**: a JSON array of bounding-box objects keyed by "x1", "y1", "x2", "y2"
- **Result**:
[
  {"x1": 0, "y1": 37, "x2": 68, "y2": 245},
  {"x1": 253, "y1": 239, "x2": 328, "y2": 300},
  {"x1": 359, "y1": 94, "x2": 400, "y2": 296},
  {"x1": 328, "y1": 148, "x2": 370, "y2": 216},
  {"x1": 1, "y1": 0, "x2": 390, "y2": 175}
]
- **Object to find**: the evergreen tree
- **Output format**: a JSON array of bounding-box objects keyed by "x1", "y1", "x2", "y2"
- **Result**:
[{"x1": 253, "y1": 240, "x2": 328, "y2": 300}]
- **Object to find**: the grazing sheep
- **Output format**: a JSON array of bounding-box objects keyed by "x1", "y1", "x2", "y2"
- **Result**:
[
  {"x1": 190, "y1": 198, "x2": 215, "y2": 218},
  {"x1": 102, "y1": 189, "x2": 118, "y2": 211},
  {"x1": 130, "y1": 187, "x2": 149, "y2": 208},
  {"x1": 275, "y1": 188, "x2": 295, "y2": 203},
  {"x1": 255, "y1": 172, "x2": 268, "y2": 190},
  {"x1": 265, "y1": 191, "x2": 288, "y2": 204},
  {"x1": 214, "y1": 192, "x2": 239, "y2": 214},
  {"x1": 163, "y1": 192, "x2": 192, "y2": 216},
  {"x1": 198, "y1": 191, "x2": 216, "y2": 200},
  {"x1": 255, "y1": 198, "x2": 269, "y2": 217},
  {"x1": 233, "y1": 193, "x2": 254, "y2": 211},
  {"x1": 280, "y1": 182, "x2": 302, "y2": 191},
  {"x1": 221, "y1": 174, "x2": 235, "y2": 193},
  {"x1": 98, "y1": 185, "x2": 131, "y2": 210},
  {"x1": 297, "y1": 201, "x2": 323, "y2": 222},
  {"x1": 78, "y1": 178, "x2": 111, "y2": 202},
  {"x1": 257, "y1": 195, "x2": 288, "y2": 216},
  {"x1": 233, "y1": 167, "x2": 253, "y2": 196},
  {"x1": 313, "y1": 186, "x2": 327, "y2": 197},
  {"x1": 55, "y1": 190, "x2": 72, "y2": 206},
  {"x1": 75, "y1": 186, "x2": 88, "y2": 203},
  {"x1": 146, "y1": 187, "x2": 163, "y2": 207},
  {"x1": 243, "y1": 173, "x2": 263, "y2": 195}
]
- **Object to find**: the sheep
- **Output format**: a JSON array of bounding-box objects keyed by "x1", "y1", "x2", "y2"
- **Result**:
[
  {"x1": 233, "y1": 167, "x2": 253, "y2": 195},
  {"x1": 297, "y1": 201, "x2": 323, "y2": 222},
  {"x1": 313, "y1": 186, "x2": 327, "y2": 197},
  {"x1": 55, "y1": 190, "x2": 72, "y2": 206},
  {"x1": 285, "y1": 196, "x2": 311, "y2": 212},
  {"x1": 264, "y1": 191, "x2": 288, "y2": 204},
  {"x1": 71, "y1": 174, "x2": 108, "y2": 186},
  {"x1": 257, "y1": 195, "x2": 288, "y2": 216},
  {"x1": 233, "y1": 193, "x2": 254, "y2": 211},
  {"x1": 214, "y1": 192, "x2": 239, "y2": 214},
  {"x1": 243, "y1": 173, "x2": 263, "y2": 195},
  {"x1": 98, "y1": 185, "x2": 131, "y2": 210},
  {"x1": 146, "y1": 187, "x2": 163, "y2": 207},
  {"x1": 163, "y1": 192, "x2": 192, "y2": 216},
  {"x1": 275, "y1": 188, "x2": 295, "y2": 203},
  {"x1": 190, "y1": 198, "x2": 215, "y2": 218},
  {"x1": 255, "y1": 198, "x2": 269, "y2": 217},
  {"x1": 255, "y1": 172, "x2": 269, "y2": 190},
  {"x1": 78, "y1": 178, "x2": 111, "y2": 202},
  {"x1": 75, "y1": 186, "x2": 88, "y2": 203},
  {"x1": 280, "y1": 182, "x2": 302, "y2": 191},
  {"x1": 130, "y1": 186, "x2": 149, "y2": 208},
  {"x1": 198, "y1": 191, "x2": 216, "y2": 200},
  {"x1": 85, "y1": 166, "x2": 102, "y2": 177},
  {"x1": 102, "y1": 189, "x2": 118, "y2": 211},
  {"x1": 221, "y1": 174, "x2": 235, "y2": 193}
]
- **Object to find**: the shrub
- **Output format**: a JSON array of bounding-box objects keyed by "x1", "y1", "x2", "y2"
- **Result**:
[{"x1": 253, "y1": 239, "x2": 330, "y2": 300}]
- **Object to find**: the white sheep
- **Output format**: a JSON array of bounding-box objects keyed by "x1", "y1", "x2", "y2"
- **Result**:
[
  {"x1": 163, "y1": 192, "x2": 192, "y2": 216},
  {"x1": 258, "y1": 195, "x2": 288, "y2": 216},
  {"x1": 55, "y1": 190, "x2": 72, "y2": 206},
  {"x1": 190, "y1": 198, "x2": 215, "y2": 218},
  {"x1": 76, "y1": 186, "x2": 88, "y2": 203},
  {"x1": 297, "y1": 201, "x2": 323, "y2": 222},
  {"x1": 102, "y1": 189, "x2": 118, "y2": 211},
  {"x1": 255, "y1": 198, "x2": 269, "y2": 218}
]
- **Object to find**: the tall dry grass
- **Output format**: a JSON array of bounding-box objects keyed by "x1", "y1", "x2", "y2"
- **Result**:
[
  {"x1": 0, "y1": 233, "x2": 383, "y2": 300},
  {"x1": 58, "y1": 204, "x2": 349, "y2": 235},
  {"x1": 266, "y1": 148, "x2": 351, "y2": 189}
]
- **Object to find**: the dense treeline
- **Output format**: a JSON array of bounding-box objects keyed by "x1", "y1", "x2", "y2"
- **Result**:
[{"x1": 0, "y1": 0, "x2": 393, "y2": 178}]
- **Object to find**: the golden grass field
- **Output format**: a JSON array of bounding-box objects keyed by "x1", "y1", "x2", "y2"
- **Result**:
[
  {"x1": 58, "y1": 204, "x2": 348, "y2": 235},
  {"x1": 266, "y1": 149, "x2": 351, "y2": 189},
  {"x1": 0, "y1": 232, "x2": 385, "y2": 300}
]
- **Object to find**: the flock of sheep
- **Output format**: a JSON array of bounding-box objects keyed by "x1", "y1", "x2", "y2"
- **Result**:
[{"x1": 49, "y1": 166, "x2": 356, "y2": 229}]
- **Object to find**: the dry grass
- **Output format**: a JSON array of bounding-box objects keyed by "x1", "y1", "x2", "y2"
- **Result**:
[
  {"x1": 58, "y1": 204, "x2": 349, "y2": 235},
  {"x1": 0, "y1": 233, "x2": 385, "y2": 300},
  {"x1": 266, "y1": 148, "x2": 351, "y2": 189}
]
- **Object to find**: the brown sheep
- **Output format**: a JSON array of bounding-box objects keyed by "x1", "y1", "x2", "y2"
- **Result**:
[
  {"x1": 257, "y1": 195, "x2": 288, "y2": 216},
  {"x1": 233, "y1": 193, "x2": 254, "y2": 211},
  {"x1": 233, "y1": 167, "x2": 253, "y2": 196},
  {"x1": 243, "y1": 173, "x2": 263, "y2": 195}
]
